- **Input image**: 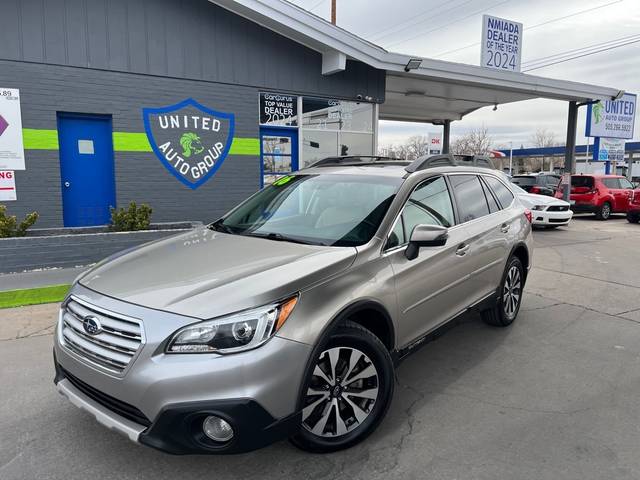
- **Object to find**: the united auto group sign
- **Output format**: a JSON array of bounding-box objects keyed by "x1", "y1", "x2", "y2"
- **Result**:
[{"x1": 143, "y1": 98, "x2": 234, "y2": 189}]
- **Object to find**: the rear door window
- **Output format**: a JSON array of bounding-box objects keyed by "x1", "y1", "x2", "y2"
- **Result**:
[
  {"x1": 449, "y1": 175, "x2": 491, "y2": 223},
  {"x1": 602, "y1": 178, "x2": 621, "y2": 189},
  {"x1": 480, "y1": 177, "x2": 500, "y2": 213},
  {"x1": 484, "y1": 176, "x2": 515, "y2": 209}
]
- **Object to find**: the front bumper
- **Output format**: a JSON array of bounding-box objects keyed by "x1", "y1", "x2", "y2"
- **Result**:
[
  {"x1": 532, "y1": 209, "x2": 573, "y2": 226},
  {"x1": 54, "y1": 360, "x2": 301, "y2": 454},
  {"x1": 54, "y1": 284, "x2": 312, "y2": 454},
  {"x1": 570, "y1": 203, "x2": 597, "y2": 214}
]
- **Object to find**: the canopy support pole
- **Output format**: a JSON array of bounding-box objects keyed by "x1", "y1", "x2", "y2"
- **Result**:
[
  {"x1": 563, "y1": 101, "x2": 578, "y2": 201},
  {"x1": 442, "y1": 120, "x2": 451, "y2": 154}
]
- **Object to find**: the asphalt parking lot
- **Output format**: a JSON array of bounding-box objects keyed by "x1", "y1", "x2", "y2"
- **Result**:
[{"x1": 2, "y1": 215, "x2": 640, "y2": 480}]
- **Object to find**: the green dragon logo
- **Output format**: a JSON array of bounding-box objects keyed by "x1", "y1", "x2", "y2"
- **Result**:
[
  {"x1": 593, "y1": 102, "x2": 603, "y2": 124},
  {"x1": 179, "y1": 132, "x2": 205, "y2": 158}
]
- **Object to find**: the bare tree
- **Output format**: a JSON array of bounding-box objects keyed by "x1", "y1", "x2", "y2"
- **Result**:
[
  {"x1": 530, "y1": 127, "x2": 559, "y2": 172},
  {"x1": 379, "y1": 135, "x2": 430, "y2": 160},
  {"x1": 450, "y1": 126, "x2": 493, "y2": 156}
]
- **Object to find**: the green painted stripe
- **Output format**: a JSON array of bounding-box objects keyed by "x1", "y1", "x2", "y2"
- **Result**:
[
  {"x1": 0, "y1": 284, "x2": 70, "y2": 309},
  {"x1": 23, "y1": 128, "x2": 59, "y2": 150},
  {"x1": 112, "y1": 132, "x2": 152, "y2": 152},
  {"x1": 21, "y1": 128, "x2": 259, "y2": 155},
  {"x1": 230, "y1": 137, "x2": 260, "y2": 155}
]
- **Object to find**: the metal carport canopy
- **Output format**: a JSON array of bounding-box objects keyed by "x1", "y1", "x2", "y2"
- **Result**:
[
  {"x1": 381, "y1": 60, "x2": 619, "y2": 123},
  {"x1": 212, "y1": 0, "x2": 621, "y2": 123}
]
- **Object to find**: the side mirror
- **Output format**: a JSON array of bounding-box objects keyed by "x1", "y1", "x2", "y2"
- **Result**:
[{"x1": 405, "y1": 224, "x2": 448, "y2": 260}]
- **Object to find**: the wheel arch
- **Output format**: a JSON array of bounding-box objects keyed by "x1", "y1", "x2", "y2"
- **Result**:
[
  {"x1": 294, "y1": 298, "x2": 396, "y2": 412},
  {"x1": 508, "y1": 242, "x2": 530, "y2": 282}
]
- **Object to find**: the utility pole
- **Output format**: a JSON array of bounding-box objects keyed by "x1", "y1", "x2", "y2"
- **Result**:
[{"x1": 331, "y1": 0, "x2": 336, "y2": 25}]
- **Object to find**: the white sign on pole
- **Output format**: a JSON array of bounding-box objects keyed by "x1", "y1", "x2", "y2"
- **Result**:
[
  {"x1": 427, "y1": 133, "x2": 442, "y2": 155},
  {"x1": 597, "y1": 137, "x2": 625, "y2": 162},
  {"x1": 0, "y1": 88, "x2": 25, "y2": 171},
  {"x1": 0, "y1": 171, "x2": 17, "y2": 201},
  {"x1": 586, "y1": 93, "x2": 636, "y2": 139},
  {"x1": 481, "y1": 15, "x2": 523, "y2": 72}
]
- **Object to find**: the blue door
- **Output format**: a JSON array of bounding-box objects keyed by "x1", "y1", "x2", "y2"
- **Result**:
[
  {"x1": 260, "y1": 127, "x2": 298, "y2": 188},
  {"x1": 57, "y1": 114, "x2": 116, "y2": 227}
]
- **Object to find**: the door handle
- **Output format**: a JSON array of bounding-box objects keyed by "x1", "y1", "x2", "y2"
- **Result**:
[
  {"x1": 500, "y1": 223, "x2": 510, "y2": 233},
  {"x1": 456, "y1": 244, "x2": 470, "y2": 256},
  {"x1": 64, "y1": 181, "x2": 71, "y2": 188}
]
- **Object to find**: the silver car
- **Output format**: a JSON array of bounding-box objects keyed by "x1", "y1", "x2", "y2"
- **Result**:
[{"x1": 54, "y1": 155, "x2": 533, "y2": 454}]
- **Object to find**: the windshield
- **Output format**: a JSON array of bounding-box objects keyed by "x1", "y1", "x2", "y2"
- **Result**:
[{"x1": 214, "y1": 174, "x2": 403, "y2": 247}]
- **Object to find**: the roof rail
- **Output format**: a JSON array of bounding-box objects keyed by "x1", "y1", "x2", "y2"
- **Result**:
[
  {"x1": 453, "y1": 154, "x2": 496, "y2": 170},
  {"x1": 404, "y1": 154, "x2": 457, "y2": 173},
  {"x1": 306, "y1": 155, "x2": 405, "y2": 168}
]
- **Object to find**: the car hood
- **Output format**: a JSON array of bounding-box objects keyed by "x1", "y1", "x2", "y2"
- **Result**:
[
  {"x1": 79, "y1": 227, "x2": 356, "y2": 319},
  {"x1": 517, "y1": 192, "x2": 568, "y2": 208}
]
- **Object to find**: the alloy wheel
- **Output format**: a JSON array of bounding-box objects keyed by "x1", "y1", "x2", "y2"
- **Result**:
[
  {"x1": 602, "y1": 203, "x2": 611, "y2": 219},
  {"x1": 503, "y1": 265, "x2": 522, "y2": 319},
  {"x1": 302, "y1": 347, "x2": 379, "y2": 438}
]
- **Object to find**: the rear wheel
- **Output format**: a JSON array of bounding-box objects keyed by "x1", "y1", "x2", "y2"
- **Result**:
[
  {"x1": 290, "y1": 322, "x2": 394, "y2": 453},
  {"x1": 628, "y1": 212, "x2": 640, "y2": 224},
  {"x1": 482, "y1": 256, "x2": 524, "y2": 327},
  {"x1": 595, "y1": 202, "x2": 611, "y2": 220}
]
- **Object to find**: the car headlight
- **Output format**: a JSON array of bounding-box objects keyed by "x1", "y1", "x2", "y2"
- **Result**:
[
  {"x1": 166, "y1": 295, "x2": 298, "y2": 354},
  {"x1": 532, "y1": 205, "x2": 546, "y2": 211}
]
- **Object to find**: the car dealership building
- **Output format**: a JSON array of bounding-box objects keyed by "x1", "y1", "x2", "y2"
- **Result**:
[{"x1": 0, "y1": 0, "x2": 620, "y2": 228}]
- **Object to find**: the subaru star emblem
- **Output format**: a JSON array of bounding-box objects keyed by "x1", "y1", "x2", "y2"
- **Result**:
[{"x1": 82, "y1": 315, "x2": 102, "y2": 336}]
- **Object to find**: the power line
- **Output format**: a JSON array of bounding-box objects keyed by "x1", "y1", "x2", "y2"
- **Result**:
[
  {"x1": 367, "y1": 0, "x2": 476, "y2": 43},
  {"x1": 522, "y1": 38, "x2": 640, "y2": 72},
  {"x1": 521, "y1": 33, "x2": 640, "y2": 68},
  {"x1": 431, "y1": 0, "x2": 624, "y2": 58},
  {"x1": 385, "y1": 0, "x2": 512, "y2": 49}
]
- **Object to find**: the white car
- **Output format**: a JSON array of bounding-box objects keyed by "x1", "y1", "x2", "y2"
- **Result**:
[{"x1": 510, "y1": 182, "x2": 573, "y2": 228}]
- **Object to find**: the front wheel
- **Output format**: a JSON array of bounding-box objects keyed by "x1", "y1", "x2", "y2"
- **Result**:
[
  {"x1": 290, "y1": 322, "x2": 394, "y2": 453},
  {"x1": 595, "y1": 202, "x2": 611, "y2": 220},
  {"x1": 482, "y1": 256, "x2": 524, "y2": 327},
  {"x1": 628, "y1": 212, "x2": 640, "y2": 224}
]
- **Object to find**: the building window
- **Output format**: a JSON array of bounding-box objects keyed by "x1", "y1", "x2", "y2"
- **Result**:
[{"x1": 301, "y1": 97, "x2": 374, "y2": 168}]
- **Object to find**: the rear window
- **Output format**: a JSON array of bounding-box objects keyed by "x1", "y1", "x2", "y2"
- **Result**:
[
  {"x1": 511, "y1": 176, "x2": 536, "y2": 186},
  {"x1": 571, "y1": 176, "x2": 594, "y2": 188}
]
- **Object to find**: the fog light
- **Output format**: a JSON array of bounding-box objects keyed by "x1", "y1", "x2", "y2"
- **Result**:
[{"x1": 203, "y1": 415, "x2": 234, "y2": 442}]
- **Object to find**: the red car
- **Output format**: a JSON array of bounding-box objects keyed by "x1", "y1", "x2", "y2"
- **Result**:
[
  {"x1": 628, "y1": 189, "x2": 640, "y2": 223},
  {"x1": 555, "y1": 174, "x2": 636, "y2": 220}
]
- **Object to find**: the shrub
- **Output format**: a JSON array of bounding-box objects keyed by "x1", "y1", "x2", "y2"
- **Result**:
[
  {"x1": 0, "y1": 205, "x2": 39, "y2": 238},
  {"x1": 109, "y1": 202, "x2": 152, "y2": 231}
]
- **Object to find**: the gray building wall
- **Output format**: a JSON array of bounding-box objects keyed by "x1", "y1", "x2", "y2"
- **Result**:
[{"x1": 0, "y1": 0, "x2": 385, "y2": 228}]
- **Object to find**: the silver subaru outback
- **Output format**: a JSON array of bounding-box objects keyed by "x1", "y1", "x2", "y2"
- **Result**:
[{"x1": 54, "y1": 155, "x2": 533, "y2": 454}]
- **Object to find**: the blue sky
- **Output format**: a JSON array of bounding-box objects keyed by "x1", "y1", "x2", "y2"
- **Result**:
[{"x1": 289, "y1": 0, "x2": 640, "y2": 149}]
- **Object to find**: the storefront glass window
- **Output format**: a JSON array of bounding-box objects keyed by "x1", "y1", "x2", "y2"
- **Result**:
[
  {"x1": 302, "y1": 98, "x2": 373, "y2": 132},
  {"x1": 302, "y1": 130, "x2": 338, "y2": 168}
]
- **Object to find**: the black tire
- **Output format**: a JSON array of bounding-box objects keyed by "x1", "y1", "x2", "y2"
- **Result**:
[
  {"x1": 595, "y1": 202, "x2": 611, "y2": 220},
  {"x1": 627, "y1": 212, "x2": 640, "y2": 224},
  {"x1": 290, "y1": 321, "x2": 394, "y2": 453},
  {"x1": 482, "y1": 256, "x2": 524, "y2": 327}
]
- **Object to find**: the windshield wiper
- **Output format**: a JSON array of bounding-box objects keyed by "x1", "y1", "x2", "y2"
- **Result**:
[
  {"x1": 208, "y1": 219, "x2": 235, "y2": 234},
  {"x1": 243, "y1": 232, "x2": 326, "y2": 246}
]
